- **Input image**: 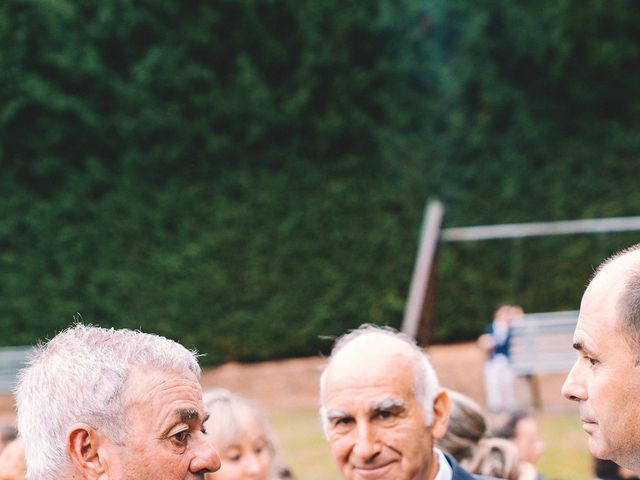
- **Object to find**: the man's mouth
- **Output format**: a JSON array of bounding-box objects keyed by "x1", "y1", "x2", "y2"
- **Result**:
[
  {"x1": 352, "y1": 461, "x2": 396, "y2": 478},
  {"x1": 581, "y1": 418, "x2": 597, "y2": 433}
]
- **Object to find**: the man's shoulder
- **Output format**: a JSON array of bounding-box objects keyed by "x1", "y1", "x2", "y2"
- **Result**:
[
  {"x1": 457, "y1": 471, "x2": 500, "y2": 480},
  {"x1": 457, "y1": 470, "x2": 501, "y2": 480},
  {"x1": 445, "y1": 452, "x2": 501, "y2": 480}
]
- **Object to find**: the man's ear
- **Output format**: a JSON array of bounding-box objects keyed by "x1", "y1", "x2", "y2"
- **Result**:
[
  {"x1": 67, "y1": 423, "x2": 108, "y2": 479},
  {"x1": 430, "y1": 389, "x2": 451, "y2": 440}
]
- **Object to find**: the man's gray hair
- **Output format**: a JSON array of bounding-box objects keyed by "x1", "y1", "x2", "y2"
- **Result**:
[
  {"x1": 319, "y1": 324, "x2": 440, "y2": 435},
  {"x1": 15, "y1": 323, "x2": 201, "y2": 480}
]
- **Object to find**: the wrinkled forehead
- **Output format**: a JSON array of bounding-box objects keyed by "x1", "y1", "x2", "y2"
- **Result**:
[{"x1": 123, "y1": 364, "x2": 203, "y2": 408}]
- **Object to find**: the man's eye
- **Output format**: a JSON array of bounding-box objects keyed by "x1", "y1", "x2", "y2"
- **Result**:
[
  {"x1": 173, "y1": 430, "x2": 191, "y2": 443},
  {"x1": 377, "y1": 410, "x2": 392, "y2": 419},
  {"x1": 334, "y1": 417, "x2": 354, "y2": 427},
  {"x1": 584, "y1": 355, "x2": 598, "y2": 367}
]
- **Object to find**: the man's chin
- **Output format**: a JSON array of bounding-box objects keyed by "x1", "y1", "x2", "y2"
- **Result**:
[{"x1": 587, "y1": 436, "x2": 611, "y2": 462}]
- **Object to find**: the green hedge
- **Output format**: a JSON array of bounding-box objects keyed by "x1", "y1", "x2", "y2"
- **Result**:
[{"x1": 1, "y1": 0, "x2": 639, "y2": 364}]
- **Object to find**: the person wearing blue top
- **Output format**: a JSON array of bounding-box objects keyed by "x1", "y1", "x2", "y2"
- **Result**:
[{"x1": 478, "y1": 304, "x2": 524, "y2": 413}]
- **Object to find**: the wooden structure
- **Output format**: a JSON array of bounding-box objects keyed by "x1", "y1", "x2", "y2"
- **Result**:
[
  {"x1": 509, "y1": 310, "x2": 578, "y2": 409},
  {"x1": 401, "y1": 200, "x2": 640, "y2": 344},
  {"x1": 401, "y1": 200, "x2": 444, "y2": 344}
]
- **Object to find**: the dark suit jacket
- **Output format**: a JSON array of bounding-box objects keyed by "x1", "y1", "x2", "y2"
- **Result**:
[{"x1": 445, "y1": 452, "x2": 501, "y2": 480}]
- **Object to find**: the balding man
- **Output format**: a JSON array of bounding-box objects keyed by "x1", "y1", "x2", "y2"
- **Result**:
[
  {"x1": 320, "y1": 324, "x2": 495, "y2": 480},
  {"x1": 562, "y1": 243, "x2": 640, "y2": 472}
]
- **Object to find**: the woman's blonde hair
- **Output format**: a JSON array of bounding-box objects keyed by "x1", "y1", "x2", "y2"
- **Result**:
[
  {"x1": 437, "y1": 389, "x2": 520, "y2": 480},
  {"x1": 203, "y1": 389, "x2": 290, "y2": 480},
  {"x1": 461, "y1": 437, "x2": 520, "y2": 480}
]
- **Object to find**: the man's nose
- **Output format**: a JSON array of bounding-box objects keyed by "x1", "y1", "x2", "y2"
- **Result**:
[
  {"x1": 352, "y1": 423, "x2": 381, "y2": 461},
  {"x1": 561, "y1": 360, "x2": 587, "y2": 402},
  {"x1": 190, "y1": 434, "x2": 221, "y2": 474}
]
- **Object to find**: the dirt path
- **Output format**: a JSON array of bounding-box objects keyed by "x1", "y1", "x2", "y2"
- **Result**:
[
  {"x1": 198, "y1": 342, "x2": 490, "y2": 411},
  {"x1": 199, "y1": 341, "x2": 570, "y2": 413}
]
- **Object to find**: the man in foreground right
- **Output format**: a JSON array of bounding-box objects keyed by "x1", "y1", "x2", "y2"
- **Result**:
[
  {"x1": 320, "y1": 324, "x2": 494, "y2": 480},
  {"x1": 562, "y1": 243, "x2": 640, "y2": 472}
]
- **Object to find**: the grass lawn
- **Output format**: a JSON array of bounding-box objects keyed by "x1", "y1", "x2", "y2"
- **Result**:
[
  {"x1": 270, "y1": 408, "x2": 340, "y2": 480},
  {"x1": 270, "y1": 409, "x2": 593, "y2": 480},
  {"x1": 537, "y1": 413, "x2": 592, "y2": 480}
]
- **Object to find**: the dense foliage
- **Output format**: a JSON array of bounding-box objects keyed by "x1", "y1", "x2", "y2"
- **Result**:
[{"x1": 1, "y1": 0, "x2": 639, "y2": 363}]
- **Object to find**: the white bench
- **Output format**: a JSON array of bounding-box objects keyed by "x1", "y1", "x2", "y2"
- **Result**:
[
  {"x1": 509, "y1": 310, "x2": 578, "y2": 409},
  {"x1": 0, "y1": 346, "x2": 33, "y2": 393}
]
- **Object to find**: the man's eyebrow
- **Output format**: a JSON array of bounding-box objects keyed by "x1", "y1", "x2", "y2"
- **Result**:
[
  {"x1": 161, "y1": 408, "x2": 204, "y2": 438},
  {"x1": 371, "y1": 398, "x2": 405, "y2": 413},
  {"x1": 177, "y1": 408, "x2": 201, "y2": 423},
  {"x1": 326, "y1": 408, "x2": 349, "y2": 421},
  {"x1": 573, "y1": 340, "x2": 595, "y2": 356}
]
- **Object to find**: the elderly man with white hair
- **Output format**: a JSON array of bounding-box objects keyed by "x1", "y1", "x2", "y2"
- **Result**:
[
  {"x1": 15, "y1": 323, "x2": 221, "y2": 480},
  {"x1": 320, "y1": 324, "x2": 496, "y2": 480}
]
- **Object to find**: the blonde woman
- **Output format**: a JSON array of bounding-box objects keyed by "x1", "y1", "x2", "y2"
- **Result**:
[
  {"x1": 437, "y1": 389, "x2": 520, "y2": 480},
  {"x1": 203, "y1": 389, "x2": 295, "y2": 480}
]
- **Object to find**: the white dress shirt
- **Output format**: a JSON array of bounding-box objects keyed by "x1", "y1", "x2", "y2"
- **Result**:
[{"x1": 433, "y1": 447, "x2": 453, "y2": 480}]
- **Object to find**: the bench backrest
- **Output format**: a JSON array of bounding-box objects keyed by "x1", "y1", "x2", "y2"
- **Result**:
[
  {"x1": 0, "y1": 346, "x2": 33, "y2": 393},
  {"x1": 510, "y1": 310, "x2": 578, "y2": 375}
]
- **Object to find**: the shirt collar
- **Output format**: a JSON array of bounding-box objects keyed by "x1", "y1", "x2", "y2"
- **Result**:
[{"x1": 433, "y1": 448, "x2": 453, "y2": 480}]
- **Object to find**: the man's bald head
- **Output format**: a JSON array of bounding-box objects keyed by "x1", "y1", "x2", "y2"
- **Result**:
[
  {"x1": 589, "y1": 244, "x2": 640, "y2": 360},
  {"x1": 319, "y1": 325, "x2": 440, "y2": 430},
  {"x1": 324, "y1": 328, "x2": 418, "y2": 379}
]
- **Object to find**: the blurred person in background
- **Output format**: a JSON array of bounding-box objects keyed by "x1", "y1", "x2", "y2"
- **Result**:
[
  {"x1": 15, "y1": 323, "x2": 220, "y2": 480},
  {"x1": 0, "y1": 436, "x2": 26, "y2": 480},
  {"x1": 437, "y1": 390, "x2": 487, "y2": 463},
  {"x1": 493, "y1": 411, "x2": 546, "y2": 480},
  {"x1": 203, "y1": 388, "x2": 295, "y2": 480},
  {"x1": 562, "y1": 244, "x2": 640, "y2": 473},
  {"x1": 0, "y1": 424, "x2": 18, "y2": 454},
  {"x1": 478, "y1": 304, "x2": 524, "y2": 413},
  {"x1": 463, "y1": 438, "x2": 521, "y2": 480},
  {"x1": 437, "y1": 389, "x2": 520, "y2": 480}
]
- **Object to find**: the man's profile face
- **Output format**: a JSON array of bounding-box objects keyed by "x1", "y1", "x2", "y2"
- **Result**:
[
  {"x1": 562, "y1": 259, "x2": 640, "y2": 469},
  {"x1": 322, "y1": 335, "x2": 447, "y2": 480},
  {"x1": 104, "y1": 366, "x2": 221, "y2": 479}
]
